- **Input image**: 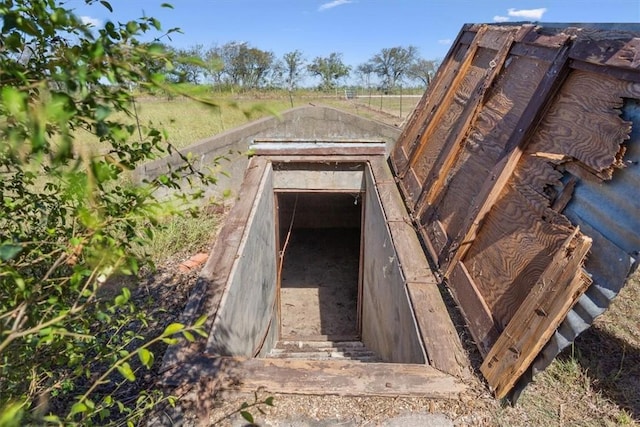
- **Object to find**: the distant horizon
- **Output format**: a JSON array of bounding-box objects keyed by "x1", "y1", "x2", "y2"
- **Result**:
[{"x1": 68, "y1": 0, "x2": 640, "y2": 86}]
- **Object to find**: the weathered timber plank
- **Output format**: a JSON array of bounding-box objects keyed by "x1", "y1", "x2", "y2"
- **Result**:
[
  {"x1": 252, "y1": 146, "x2": 385, "y2": 156},
  {"x1": 423, "y1": 54, "x2": 550, "y2": 257},
  {"x1": 406, "y1": 282, "x2": 470, "y2": 377},
  {"x1": 398, "y1": 26, "x2": 488, "y2": 185},
  {"x1": 448, "y1": 262, "x2": 500, "y2": 356},
  {"x1": 413, "y1": 28, "x2": 518, "y2": 218},
  {"x1": 606, "y1": 37, "x2": 640, "y2": 69},
  {"x1": 423, "y1": 220, "x2": 447, "y2": 263},
  {"x1": 443, "y1": 42, "x2": 571, "y2": 276},
  {"x1": 551, "y1": 175, "x2": 577, "y2": 212},
  {"x1": 162, "y1": 158, "x2": 270, "y2": 366},
  {"x1": 231, "y1": 358, "x2": 467, "y2": 398},
  {"x1": 571, "y1": 37, "x2": 638, "y2": 69},
  {"x1": 480, "y1": 230, "x2": 592, "y2": 399},
  {"x1": 571, "y1": 59, "x2": 640, "y2": 84},
  {"x1": 388, "y1": 221, "x2": 433, "y2": 283},
  {"x1": 409, "y1": 46, "x2": 497, "y2": 194},
  {"x1": 462, "y1": 183, "x2": 574, "y2": 330},
  {"x1": 392, "y1": 31, "x2": 475, "y2": 176},
  {"x1": 523, "y1": 70, "x2": 640, "y2": 174}
]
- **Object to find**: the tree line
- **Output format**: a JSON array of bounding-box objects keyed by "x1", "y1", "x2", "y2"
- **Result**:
[{"x1": 164, "y1": 42, "x2": 441, "y2": 92}]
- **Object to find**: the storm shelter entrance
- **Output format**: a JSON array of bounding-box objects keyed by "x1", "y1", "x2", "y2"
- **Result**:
[{"x1": 276, "y1": 192, "x2": 363, "y2": 340}]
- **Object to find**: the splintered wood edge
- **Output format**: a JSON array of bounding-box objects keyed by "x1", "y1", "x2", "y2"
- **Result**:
[{"x1": 480, "y1": 229, "x2": 592, "y2": 398}]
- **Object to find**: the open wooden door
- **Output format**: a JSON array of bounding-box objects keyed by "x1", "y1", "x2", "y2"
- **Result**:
[{"x1": 391, "y1": 23, "x2": 640, "y2": 398}]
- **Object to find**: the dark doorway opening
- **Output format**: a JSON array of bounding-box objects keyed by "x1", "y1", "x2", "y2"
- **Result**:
[{"x1": 276, "y1": 192, "x2": 363, "y2": 340}]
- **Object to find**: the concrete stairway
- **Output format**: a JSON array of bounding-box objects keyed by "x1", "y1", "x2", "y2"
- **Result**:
[{"x1": 267, "y1": 340, "x2": 382, "y2": 363}]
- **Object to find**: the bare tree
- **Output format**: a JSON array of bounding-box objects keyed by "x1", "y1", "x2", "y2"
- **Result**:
[
  {"x1": 369, "y1": 46, "x2": 418, "y2": 91},
  {"x1": 407, "y1": 58, "x2": 441, "y2": 88}
]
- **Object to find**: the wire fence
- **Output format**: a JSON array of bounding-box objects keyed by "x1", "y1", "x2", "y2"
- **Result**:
[{"x1": 344, "y1": 88, "x2": 423, "y2": 121}]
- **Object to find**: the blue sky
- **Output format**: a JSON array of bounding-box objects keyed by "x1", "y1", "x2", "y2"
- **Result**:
[{"x1": 70, "y1": 1, "x2": 639, "y2": 73}]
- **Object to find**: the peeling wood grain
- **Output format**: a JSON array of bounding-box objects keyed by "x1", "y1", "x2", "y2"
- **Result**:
[
  {"x1": 463, "y1": 183, "x2": 575, "y2": 329},
  {"x1": 480, "y1": 230, "x2": 592, "y2": 399},
  {"x1": 423, "y1": 54, "x2": 550, "y2": 257},
  {"x1": 443, "y1": 43, "x2": 572, "y2": 275}
]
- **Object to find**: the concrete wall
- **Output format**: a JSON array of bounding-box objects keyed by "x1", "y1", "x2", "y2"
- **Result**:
[
  {"x1": 361, "y1": 166, "x2": 426, "y2": 364},
  {"x1": 134, "y1": 105, "x2": 400, "y2": 200},
  {"x1": 206, "y1": 166, "x2": 277, "y2": 356}
]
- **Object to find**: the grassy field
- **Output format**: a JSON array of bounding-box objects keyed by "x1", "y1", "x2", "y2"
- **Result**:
[{"x1": 137, "y1": 92, "x2": 639, "y2": 426}]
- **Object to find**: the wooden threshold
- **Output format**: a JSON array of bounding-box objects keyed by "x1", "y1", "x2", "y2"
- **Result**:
[{"x1": 226, "y1": 358, "x2": 467, "y2": 398}]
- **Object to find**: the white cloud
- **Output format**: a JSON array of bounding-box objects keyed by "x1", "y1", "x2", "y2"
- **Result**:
[
  {"x1": 438, "y1": 39, "x2": 452, "y2": 45},
  {"x1": 493, "y1": 15, "x2": 510, "y2": 23},
  {"x1": 318, "y1": 0, "x2": 353, "y2": 12},
  {"x1": 80, "y1": 15, "x2": 102, "y2": 27},
  {"x1": 507, "y1": 7, "x2": 547, "y2": 20}
]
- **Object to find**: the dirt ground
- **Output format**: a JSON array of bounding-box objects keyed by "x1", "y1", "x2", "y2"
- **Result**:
[{"x1": 280, "y1": 228, "x2": 360, "y2": 339}]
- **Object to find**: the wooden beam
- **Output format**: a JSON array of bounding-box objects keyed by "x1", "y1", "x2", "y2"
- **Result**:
[
  {"x1": 413, "y1": 29, "x2": 518, "y2": 218},
  {"x1": 231, "y1": 358, "x2": 467, "y2": 398},
  {"x1": 480, "y1": 229, "x2": 592, "y2": 398},
  {"x1": 399, "y1": 26, "x2": 488, "y2": 179},
  {"x1": 391, "y1": 27, "x2": 477, "y2": 176},
  {"x1": 448, "y1": 262, "x2": 500, "y2": 356},
  {"x1": 407, "y1": 281, "x2": 470, "y2": 377},
  {"x1": 442, "y1": 42, "x2": 572, "y2": 275}
]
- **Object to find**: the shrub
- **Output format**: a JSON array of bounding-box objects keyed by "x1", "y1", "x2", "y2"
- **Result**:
[{"x1": 0, "y1": 1, "x2": 213, "y2": 424}]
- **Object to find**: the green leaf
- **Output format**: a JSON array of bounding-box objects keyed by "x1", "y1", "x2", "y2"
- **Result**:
[
  {"x1": 69, "y1": 402, "x2": 88, "y2": 417},
  {"x1": 1, "y1": 86, "x2": 25, "y2": 117},
  {"x1": 161, "y1": 3, "x2": 174, "y2": 8},
  {"x1": 0, "y1": 244, "x2": 22, "y2": 261},
  {"x1": 116, "y1": 362, "x2": 136, "y2": 382},
  {"x1": 162, "y1": 322, "x2": 184, "y2": 336},
  {"x1": 182, "y1": 330, "x2": 195, "y2": 342},
  {"x1": 240, "y1": 411, "x2": 254, "y2": 423},
  {"x1": 100, "y1": 1, "x2": 113, "y2": 12},
  {"x1": 194, "y1": 315, "x2": 207, "y2": 328},
  {"x1": 0, "y1": 402, "x2": 24, "y2": 427},
  {"x1": 138, "y1": 348, "x2": 153, "y2": 368},
  {"x1": 161, "y1": 337, "x2": 178, "y2": 345},
  {"x1": 265, "y1": 396, "x2": 274, "y2": 406}
]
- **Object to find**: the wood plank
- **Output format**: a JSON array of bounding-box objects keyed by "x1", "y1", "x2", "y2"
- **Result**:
[
  {"x1": 252, "y1": 146, "x2": 385, "y2": 156},
  {"x1": 462, "y1": 183, "x2": 575, "y2": 330},
  {"x1": 443, "y1": 42, "x2": 572, "y2": 276},
  {"x1": 420, "y1": 52, "x2": 551, "y2": 253},
  {"x1": 448, "y1": 262, "x2": 500, "y2": 356},
  {"x1": 413, "y1": 29, "x2": 517, "y2": 218},
  {"x1": 480, "y1": 230, "x2": 592, "y2": 398},
  {"x1": 400, "y1": 26, "x2": 488, "y2": 179},
  {"x1": 232, "y1": 358, "x2": 467, "y2": 398},
  {"x1": 163, "y1": 158, "x2": 270, "y2": 367},
  {"x1": 605, "y1": 37, "x2": 640, "y2": 69},
  {"x1": 392, "y1": 29, "x2": 475, "y2": 176},
  {"x1": 407, "y1": 282, "x2": 470, "y2": 377},
  {"x1": 408, "y1": 46, "x2": 497, "y2": 192},
  {"x1": 522, "y1": 70, "x2": 639, "y2": 174},
  {"x1": 571, "y1": 59, "x2": 640, "y2": 84},
  {"x1": 388, "y1": 221, "x2": 434, "y2": 282}
]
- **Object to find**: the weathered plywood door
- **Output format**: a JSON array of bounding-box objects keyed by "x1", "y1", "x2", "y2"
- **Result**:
[{"x1": 390, "y1": 24, "x2": 604, "y2": 399}]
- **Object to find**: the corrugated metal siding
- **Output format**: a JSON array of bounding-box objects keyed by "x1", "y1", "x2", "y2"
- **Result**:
[{"x1": 532, "y1": 99, "x2": 640, "y2": 375}]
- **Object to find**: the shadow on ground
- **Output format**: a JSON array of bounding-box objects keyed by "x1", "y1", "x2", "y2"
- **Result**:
[{"x1": 563, "y1": 325, "x2": 640, "y2": 419}]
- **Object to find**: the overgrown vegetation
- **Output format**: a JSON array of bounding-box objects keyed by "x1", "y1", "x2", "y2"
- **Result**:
[{"x1": 0, "y1": 0, "x2": 224, "y2": 424}]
